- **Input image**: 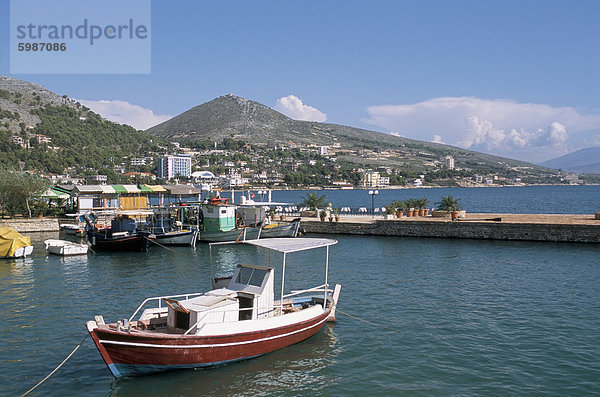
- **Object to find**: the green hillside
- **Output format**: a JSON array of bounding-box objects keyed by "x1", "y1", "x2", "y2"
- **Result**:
[{"x1": 0, "y1": 76, "x2": 168, "y2": 174}]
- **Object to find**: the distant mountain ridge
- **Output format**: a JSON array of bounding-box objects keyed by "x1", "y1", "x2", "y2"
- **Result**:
[
  {"x1": 146, "y1": 94, "x2": 558, "y2": 174},
  {"x1": 540, "y1": 147, "x2": 600, "y2": 174}
]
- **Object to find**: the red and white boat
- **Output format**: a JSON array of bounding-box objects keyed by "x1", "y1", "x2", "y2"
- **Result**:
[{"x1": 86, "y1": 238, "x2": 341, "y2": 377}]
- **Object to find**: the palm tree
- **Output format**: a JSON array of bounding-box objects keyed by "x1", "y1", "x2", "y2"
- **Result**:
[
  {"x1": 299, "y1": 192, "x2": 327, "y2": 211},
  {"x1": 436, "y1": 195, "x2": 461, "y2": 212}
]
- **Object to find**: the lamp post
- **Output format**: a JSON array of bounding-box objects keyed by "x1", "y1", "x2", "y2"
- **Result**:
[{"x1": 368, "y1": 190, "x2": 379, "y2": 218}]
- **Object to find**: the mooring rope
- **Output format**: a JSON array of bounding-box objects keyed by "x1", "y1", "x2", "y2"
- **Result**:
[
  {"x1": 21, "y1": 333, "x2": 89, "y2": 397},
  {"x1": 337, "y1": 310, "x2": 401, "y2": 333},
  {"x1": 85, "y1": 241, "x2": 97, "y2": 255},
  {"x1": 143, "y1": 235, "x2": 179, "y2": 253}
]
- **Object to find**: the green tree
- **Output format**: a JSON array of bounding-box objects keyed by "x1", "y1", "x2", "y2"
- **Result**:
[{"x1": 0, "y1": 169, "x2": 51, "y2": 217}]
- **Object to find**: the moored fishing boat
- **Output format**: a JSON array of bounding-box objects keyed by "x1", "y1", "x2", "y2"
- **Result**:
[
  {"x1": 44, "y1": 239, "x2": 89, "y2": 256},
  {"x1": 260, "y1": 218, "x2": 302, "y2": 238},
  {"x1": 140, "y1": 207, "x2": 199, "y2": 246},
  {"x1": 59, "y1": 223, "x2": 86, "y2": 236},
  {"x1": 0, "y1": 227, "x2": 33, "y2": 258},
  {"x1": 198, "y1": 197, "x2": 261, "y2": 242},
  {"x1": 154, "y1": 229, "x2": 198, "y2": 246},
  {"x1": 86, "y1": 237, "x2": 341, "y2": 377},
  {"x1": 83, "y1": 211, "x2": 155, "y2": 252}
]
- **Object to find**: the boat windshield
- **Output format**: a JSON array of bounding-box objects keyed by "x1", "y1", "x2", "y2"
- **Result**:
[{"x1": 235, "y1": 267, "x2": 269, "y2": 287}]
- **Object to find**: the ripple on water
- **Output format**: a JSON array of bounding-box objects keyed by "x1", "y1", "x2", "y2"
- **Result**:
[{"x1": 1, "y1": 234, "x2": 600, "y2": 395}]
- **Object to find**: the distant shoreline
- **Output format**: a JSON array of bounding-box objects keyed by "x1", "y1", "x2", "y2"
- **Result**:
[{"x1": 259, "y1": 183, "x2": 600, "y2": 192}]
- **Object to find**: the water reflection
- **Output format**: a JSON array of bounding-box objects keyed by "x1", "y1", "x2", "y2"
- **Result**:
[{"x1": 110, "y1": 326, "x2": 340, "y2": 396}]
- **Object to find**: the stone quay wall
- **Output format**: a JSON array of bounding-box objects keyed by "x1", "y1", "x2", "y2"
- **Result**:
[
  {"x1": 302, "y1": 218, "x2": 600, "y2": 243},
  {"x1": 0, "y1": 218, "x2": 60, "y2": 232}
]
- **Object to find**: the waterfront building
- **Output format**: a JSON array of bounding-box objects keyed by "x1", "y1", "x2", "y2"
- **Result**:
[
  {"x1": 191, "y1": 170, "x2": 222, "y2": 189},
  {"x1": 157, "y1": 154, "x2": 192, "y2": 180},
  {"x1": 222, "y1": 172, "x2": 249, "y2": 188},
  {"x1": 362, "y1": 171, "x2": 380, "y2": 188},
  {"x1": 72, "y1": 184, "x2": 201, "y2": 212}
]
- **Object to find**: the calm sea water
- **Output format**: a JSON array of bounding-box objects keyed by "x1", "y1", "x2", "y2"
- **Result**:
[
  {"x1": 230, "y1": 185, "x2": 600, "y2": 214},
  {"x1": 2, "y1": 186, "x2": 600, "y2": 396}
]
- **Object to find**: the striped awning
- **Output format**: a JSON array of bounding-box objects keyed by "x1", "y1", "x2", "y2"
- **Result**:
[
  {"x1": 100, "y1": 185, "x2": 117, "y2": 194},
  {"x1": 35, "y1": 187, "x2": 70, "y2": 199},
  {"x1": 122, "y1": 184, "x2": 141, "y2": 193},
  {"x1": 112, "y1": 185, "x2": 127, "y2": 193},
  {"x1": 145, "y1": 184, "x2": 167, "y2": 192}
]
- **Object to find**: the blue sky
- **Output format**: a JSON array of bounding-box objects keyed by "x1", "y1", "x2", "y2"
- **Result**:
[{"x1": 2, "y1": 0, "x2": 600, "y2": 163}]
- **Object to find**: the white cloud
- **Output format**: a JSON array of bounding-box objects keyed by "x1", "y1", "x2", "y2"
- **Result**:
[
  {"x1": 364, "y1": 97, "x2": 600, "y2": 162},
  {"x1": 274, "y1": 95, "x2": 327, "y2": 122},
  {"x1": 432, "y1": 134, "x2": 444, "y2": 144},
  {"x1": 77, "y1": 99, "x2": 172, "y2": 130}
]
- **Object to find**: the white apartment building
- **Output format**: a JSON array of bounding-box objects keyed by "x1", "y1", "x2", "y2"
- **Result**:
[
  {"x1": 362, "y1": 171, "x2": 380, "y2": 188},
  {"x1": 443, "y1": 155, "x2": 455, "y2": 170},
  {"x1": 157, "y1": 154, "x2": 192, "y2": 180}
]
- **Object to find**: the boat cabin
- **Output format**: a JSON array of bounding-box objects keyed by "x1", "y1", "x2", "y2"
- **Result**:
[
  {"x1": 160, "y1": 263, "x2": 275, "y2": 334},
  {"x1": 201, "y1": 203, "x2": 237, "y2": 233}
]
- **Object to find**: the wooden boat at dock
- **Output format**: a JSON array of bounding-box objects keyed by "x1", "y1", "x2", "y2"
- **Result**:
[
  {"x1": 59, "y1": 223, "x2": 86, "y2": 236},
  {"x1": 140, "y1": 207, "x2": 198, "y2": 246},
  {"x1": 260, "y1": 218, "x2": 302, "y2": 238},
  {"x1": 198, "y1": 197, "x2": 261, "y2": 242},
  {"x1": 44, "y1": 239, "x2": 89, "y2": 256},
  {"x1": 83, "y1": 211, "x2": 155, "y2": 252},
  {"x1": 86, "y1": 238, "x2": 341, "y2": 377},
  {"x1": 154, "y1": 229, "x2": 198, "y2": 246}
]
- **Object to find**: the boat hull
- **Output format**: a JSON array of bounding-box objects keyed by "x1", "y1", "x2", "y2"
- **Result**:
[
  {"x1": 88, "y1": 232, "x2": 154, "y2": 252},
  {"x1": 45, "y1": 239, "x2": 88, "y2": 256},
  {"x1": 60, "y1": 224, "x2": 85, "y2": 236},
  {"x1": 88, "y1": 309, "x2": 330, "y2": 377},
  {"x1": 198, "y1": 227, "x2": 261, "y2": 242},
  {"x1": 154, "y1": 230, "x2": 198, "y2": 246},
  {"x1": 0, "y1": 245, "x2": 33, "y2": 259},
  {"x1": 261, "y1": 219, "x2": 301, "y2": 238}
]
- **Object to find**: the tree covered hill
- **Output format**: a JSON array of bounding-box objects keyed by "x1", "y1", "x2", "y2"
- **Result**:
[
  {"x1": 0, "y1": 76, "x2": 168, "y2": 174},
  {"x1": 146, "y1": 94, "x2": 562, "y2": 179}
]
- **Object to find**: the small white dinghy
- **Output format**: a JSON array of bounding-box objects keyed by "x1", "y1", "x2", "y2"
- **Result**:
[{"x1": 44, "y1": 239, "x2": 89, "y2": 256}]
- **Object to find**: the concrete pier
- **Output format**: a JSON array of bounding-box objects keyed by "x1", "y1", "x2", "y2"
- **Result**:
[
  {"x1": 300, "y1": 213, "x2": 600, "y2": 243},
  {"x1": 0, "y1": 218, "x2": 60, "y2": 232}
]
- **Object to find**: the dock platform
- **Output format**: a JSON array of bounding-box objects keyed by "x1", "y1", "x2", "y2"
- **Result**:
[{"x1": 300, "y1": 213, "x2": 600, "y2": 243}]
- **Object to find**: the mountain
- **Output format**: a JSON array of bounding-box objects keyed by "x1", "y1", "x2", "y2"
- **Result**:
[
  {"x1": 146, "y1": 94, "x2": 559, "y2": 175},
  {"x1": 0, "y1": 75, "x2": 71, "y2": 132},
  {"x1": 540, "y1": 147, "x2": 600, "y2": 174},
  {"x1": 0, "y1": 76, "x2": 164, "y2": 174}
]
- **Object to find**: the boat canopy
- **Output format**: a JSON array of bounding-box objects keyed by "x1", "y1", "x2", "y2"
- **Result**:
[
  {"x1": 0, "y1": 227, "x2": 31, "y2": 257},
  {"x1": 243, "y1": 237, "x2": 337, "y2": 253}
]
